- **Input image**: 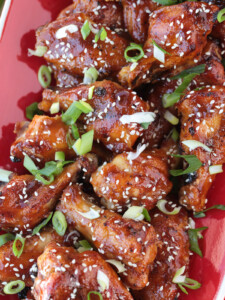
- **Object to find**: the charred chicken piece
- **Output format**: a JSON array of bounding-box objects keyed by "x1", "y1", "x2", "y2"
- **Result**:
[
  {"x1": 133, "y1": 207, "x2": 189, "y2": 300},
  {"x1": 10, "y1": 116, "x2": 74, "y2": 165},
  {"x1": 91, "y1": 150, "x2": 172, "y2": 212},
  {"x1": 121, "y1": 0, "x2": 160, "y2": 43},
  {"x1": 33, "y1": 242, "x2": 134, "y2": 300},
  {"x1": 0, "y1": 227, "x2": 64, "y2": 293},
  {"x1": 118, "y1": 2, "x2": 218, "y2": 89},
  {"x1": 35, "y1": 13, "x2": 129, "y2": 80},
  {"x1": 0, "y1": 155, "x2": 97, "y2": 233},
  {"x1": 57, "y1": 184, "x2": 158, "y2": 290},
  {"x1": 177, "y1": 86, "x2": 225, "y2": 211},
  {"x1": 39, "y1": 80, "x2": 149, "y2": 153}
]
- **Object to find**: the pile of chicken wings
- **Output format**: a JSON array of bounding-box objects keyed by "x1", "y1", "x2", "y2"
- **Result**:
[{"x1": 0, "y1": 0, "x2": 225, "y2": 299}]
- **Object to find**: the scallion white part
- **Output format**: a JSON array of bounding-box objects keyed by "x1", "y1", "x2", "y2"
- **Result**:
[
  {"x1": 77, "y1": 207, "x2": 100, "y2": 219},
  {"x1": 156, "y1": 200, "x2": 181, "y2": 215},
  {"x1": 97, "y1": 270, "x2": 109, "y2": 292},
  {"x1": 127, "y1": 143, "x2": 146, "y2": 161},
  {"x1": 106, "y1": 260, "x2": 126, "y2": 273},
  {"x1": 172, "y1": 266, "x2": 186, "y2": 283},
  {"x1": 55, "y1": 24, "x2": 78, "y2": 39},
  {"x1": 120, "y1": 112, "x2": 155, "y2": 125},
  {"x1": 182, "y1": 140, "x2": 212, "y2": 153},
  {"x1": 164, "y1": 111, "x2": 179, "y2": 125},
  {"x1": 28, "y1": 46, "x2": 47, "y2": 57},
  {"x1": 0, "y1": 169, "x2": 12, "y2": 182},
  {"x1": 209, "y1": 164, "x2": 223, "y2": 175},
  {"x1": 123, "y1": 206, "x2": 145, "y2": 221},
  {"x1": 50, "y1": 102, "x2": 60, "y2": 114},
  {"x1": 153, "y1": 43, "x2": 165, "y2": 63}
]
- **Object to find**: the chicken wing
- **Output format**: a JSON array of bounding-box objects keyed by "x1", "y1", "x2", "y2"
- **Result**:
[
  {"x1": 35, "y1": 13, "x2": 129, "y2": 80},
  {"x1": 121, "y1": 0, "x2": 159, "y2": 43},
  {"x1": 0, "y1": 154, "x2": 97, "y2": 233},
  {"x1": 177, "y1": 86, "x2": 225, "y2": 211},
  {"x1": 33, "y1": 242, "x2": 133, "y2": 300},
  {"x1": 118, "y1": 2, "x2": 218, "y2": 88},
  {"x1": 10, "y1": 116, "x2": 74, "y2": 165},
  {"x1": 57, "y1": 184, "x2": 158, "y2": 290},
  {"x1": 91, "y1": 150, "x2": 172, "y2": 212},
  {"x1": 0, "y1": 227, "x2": 64, "y2": 293},
  {"x1": 132, "y1": 206, "x2": 189, "y2": 300},
  {"x1": 39, "y1": 80, "x2": 149, "y2": 153}
]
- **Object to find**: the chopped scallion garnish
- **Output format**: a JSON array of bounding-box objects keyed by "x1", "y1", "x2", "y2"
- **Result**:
[
  {"x1": 72, "y1": 130, "x2": 94, "y2": 156},
  {"x1": 12, "y1": 235, "x2": 25, "y2": 258},
  {"x1": 88, "y1": 86, "x2": 95, "y2": 99},
  {"x1": 95, "y1": 27, "x2": 107, "y2": 42},
  {"x1": 164, "y1": 110, "x2": 179, "y2": 125},
  {"x1": 106, "y1": 259, "x2": 126, "y2": 273},
  {"x1": 217, "y1": 8, "x2": 225, "y2": 23},
  {"x1": 62, "y1": 102, "x2": 82, "y2": 125},
  {"x1": 28, "y1": 46, "x2": 47, "y2": 57},
  {"x1": 32, "y1": 212, "x2": 53, "y2": 235},
  {"x1": 74, "y1": 100, "x2": 94, "y2": 114},
  {"x1": 172, "y1": 266, "x2": 201, "y2": 294},
  {"x1": 123, "y1": 206, "x2": 151, "y2": 222},
  {"x1": 87, "y1": 291, "x2": 103, "y2": 300},
  {"x1": 0, "y1": 168, "x2": 12, "y2": 183},
  {"x1": 50, "y1": 102, "x2": 60, "y2": 114},
  {"x1": 152, "y1": 40, "x2": 171, "y2": 63},
  {"x1": 55, "y1": 151, "x2": 65, "y2": 162},
  {"x1": 52, "y1": 211, "x2": 67, "y2": 236},
  {"x1": 0, "y1": 233, "x2": 15, "y2": 247},
  {"x1": 170, "y1": 154, "x2": 202, "y2": 176},
  {"x1": 124, "y1": 43, "x2": 144, "y2": 63},
  {"x1": 171, "y1": 64, "x2": 206, "y2": 80},
  {"x1": 83, "y1": 67, "x2": 99, "y2": 84},
  {"x1": 81, "y1": 20, "x2": 91, "y2": 40},
  {"x1": 188, "y1": 226, "x2": 207, "y2": 257},
  {"x1": 71, "y1": 124, "x2": 80, "y2": 140},
  {"x1": 3, "y1": 280, "x2": 25, "y2": 295},
  {"x1": 152, "y1": 0, "x2": 178, "y2": 5},
  {"x1": 182, "y1": 140, "x2": 211, "y2": 153},
  {"x1": 209, "y1": 164, "x2": 223, "y2": 175},
  {"x1": 194, "y1": 205, "x2": 225, "y2": 218},
  {"x1": 26, "y1": 102, "x2": 43, "y2": 120},
  {"x1": 156, "y1": 199, "x2": 181, "y2": 215},
  {"x1": 38, "y1": 65, "x2": 52, "y2": 88},
  {"x1": 171, "y1": 127, "x2": 179, "y2": 142},
  {"x1": 77, "y1": 240, "x2": 92, "y2": 253}
]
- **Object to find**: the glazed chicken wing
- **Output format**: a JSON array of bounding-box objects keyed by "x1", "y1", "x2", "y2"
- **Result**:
[
  {"x1": 91, "y1": 150, "x2": 172, "y2": 212},
  {"x1": 35, "y1": 13, "x2": 129, "y2": 80},
  {"x1": 10, "y1": 116, "x2": 74, "y2": 165},
  {"x1": 33, "y1": 242, "x2": 133, "y2": 300},
  {"x1": 133, "y1": 206, "x2": 189, "y2": 300},
  {"x1": 0, "y1": 227, "x2": 64, "y2": 293},
  {"x1": 118, "y1": 2, "x2": 218, "y2": 88},
  {"x1": 177, "y1": 86, "x2": 225, "y2": 211},
  {"x1": 39, "y1": 80, "x2": 149, "y2": 153},
  {"x1": 0, "y1": 155, "x2": 97, "y2": 233},
  {"x1": 121, "y1": 0, "x2": 160, "y2": 43},
  {"x1": 57, "y1": 184, "x2": 158, "y2": 290}
]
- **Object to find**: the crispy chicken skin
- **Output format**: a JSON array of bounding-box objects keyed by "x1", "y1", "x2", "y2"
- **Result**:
[
  {"x1": 57, "y1": 184, "x2": 158, "y2": 290},
  {"x1": 0, "y1": 227, "x2": 64, "y2": 293},
  {"x1": 33, "y1": 243, "x2": 133, "y2": 300},
  {"x1": 121, "y1": 0, "x2": 159, "y2": 43},
  {"x1": 177, "y1": 86, "x2": 225, "y2": 211},
  {"x1": 118, "y1": 2, "x2": 218, "y2": 88},
  {"x1": 58, "y1": 0, "x2": 124, "y2": 32},
  {"x1": 0, "y1": 155, "x2": 97, "y2": 233},
  {"x1": 39, "y1": 80, "x2": 149, "y2": 153},
  {"x1": 91, "y1": 151, "x2": 172, "y2": 212},
  {"x1": 36, "y1": 13, "x2": 129, "y2": 80},
  {"x1": 10, "y1": 116, "x2": 74, "y2": 165},
  {"x1": 133, "y1": 207, "x2": 189, "y2": 300}
]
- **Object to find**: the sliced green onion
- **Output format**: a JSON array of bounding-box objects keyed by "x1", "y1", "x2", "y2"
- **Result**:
[
  {"x1": 120, "y1": 112, "x2": 155, "y2": 124},
  {"x1": 12, "y1": 235, "x2": 25, "y2": 258},
  {"x1": 52, "y1": 211, "x2": 67, "y2": 236},
  {"x1": 71, "y1": 124, "x2": 80, "y2": 140},
  {"x1": 38, "y1": 65, "x2": 52, "y2": 88},
  {"x1": 106, "y1": 259, "x2": 126, "y2": 273},
  {"x1": 74, "y1": 100, "x2": 94, "y2": 113},
  {"x1": 0, "y1": 169, "x2": 12, "y2": 182},
  {"x1": 32, "y1": 212, "x2": 53, "y2": 236},
  {"x1": 173, "y1": 266, "x2": 201, "y2": 295},
  {"x1": 95, "y1": 27, "x2": 107, "y2": 42},
  {"x1": 217, "y1": 8, "x2": 225, "y2": 23},
  {"x1": 124, "y1": 43, "x2": 144, "y2": 63},
  {"x1": 88, "y1": 86, "x2": 95, "y2": 99},
  {"x1": 188, "y1": 226, "x2": 207, "y2": 257},
  {"x1": 182, "y1": 140, "x2": 212, "y2": 153},
  {"x1": 50, "y1": 102, "x2": 60, "y2": 114},
  {"x1": 62, "y1": 102, "x2": 82, "y2": 125},
  {"x1": 55, "y1": 151, "x2": 65, "y2": 162},
  {"x1": 123, "y1": 206, "x2": 151, "y2": 222},
  {"x1": 77, "y1": 240, "x2": 92, "y2": 253},
  {"x1": 152, "y1": 0, "x2": 178, "y2": 5},
  {"x1": 76, "y1": 207, "x2": 100, "y2": 220},
  {"x1": 81, "y1": 20, "x2": 91, "y2": 40},
  {"x1": 66, "y1": 129, "x2": 76, "y2": 149},
  {"x1": 3, "y1": 280, "x2": 25, "y2": 295},
  {"x1": 152, "y1": 40, "x2": 171, "y2": 63},
  {"x1": 87, "y1": 291, "x2": 103, "y2": 300},
  {"x1": 23, "y1": 154, "x2": 38, "y2": 175},
  {"x1": 209, "y1": 164, "x2": 223, "y2": 175},
  {"x1": 164, "y1": 111, "x2": 179, "y2": 125},
  {"x1": 181, "y1": 278, "x2": 201, "y2": 290},
  {"x1": 141, "y1": 122, "x2": 151, "y2": 129},
  {"x1": 170, "y1": 154, "x2": 202, "y2": 176},
  {"x1": 97, "y1": 270, "x2": 109, "y2": 292},
  {"x1": 28, "y1": 46, "x2": 47, "y2": 57},
  {"x1": 72, "y1": 130, "x2": 94, "y2": 155},
  {"x1": 194, "y1": 205, "x2": 225, "y2": 218},
  {"x1": 172, "y1": 64, "x2": 206, "y2": 80},
  {"x1": 83, "y1": 67, "x2": 99, "y2": 84},
  {"x1": 33, "y1": 172, "x2": 54, "y2": 185},
  {"x1": 156, "y1": 199, "x2": 181, "y2": 215},
  {"x1": 143, "y1": 208, "x2": 151, "y2": 222},
  {"x1": 26, "y1": 102, "x2": 43, "y2": 120},
  {"x1": 172, "y1": 266, "x2": 186, "y2": 283},
  {"x1": 171, "y1": 127, "x2": 179, "y2": 142},
  {"x1": 0, "y1": 233, "x2": 15, "y2": 247}
]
